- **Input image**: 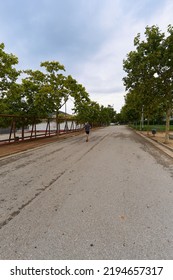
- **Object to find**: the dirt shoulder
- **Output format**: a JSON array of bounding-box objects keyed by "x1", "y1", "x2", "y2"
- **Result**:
[
  {"x1": 0, "y1": 131, "x2": 84, "y2": 158},
  {"x1": 136, "y1": 130, "x2": 173, "y2": 159},
  {"x1": 141, "y1": 131, "x2": 173, "y2": 149}
]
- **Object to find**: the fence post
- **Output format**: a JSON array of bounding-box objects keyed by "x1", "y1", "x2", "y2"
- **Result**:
[{"x1": 9, "y1": 117, "x2": 16, "y2": 142}]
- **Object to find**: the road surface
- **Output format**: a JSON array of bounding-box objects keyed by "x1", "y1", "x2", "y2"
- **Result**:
[{"x1": 0, "y1": 126, "x2": 173, "y2": 259}]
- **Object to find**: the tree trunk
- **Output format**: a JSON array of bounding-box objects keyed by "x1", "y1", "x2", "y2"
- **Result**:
[
  {"x1": 147, "y1": 118, "x2": 150, "y2": 135},
  {"x1": 56, "y1": 111, "x2": 59, "y2": 135},
  {"x1": 164, "y1": 108, "x2": 171, "y2": 144}
]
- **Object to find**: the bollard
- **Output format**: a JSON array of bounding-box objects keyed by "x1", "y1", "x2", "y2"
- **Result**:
[{"x1": 151, "y1": 128, "x2": 156, "y2": 136}]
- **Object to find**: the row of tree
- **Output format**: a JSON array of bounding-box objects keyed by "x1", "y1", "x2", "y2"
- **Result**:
[
  {"x1": 0, "y1": 43, "x2": 116, "y2": 127},
  {"x1": 122, "y1": 25, "x2": 173, "y2": 143}
]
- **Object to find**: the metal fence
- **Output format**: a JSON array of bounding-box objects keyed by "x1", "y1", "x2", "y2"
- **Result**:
[{"x1": 0, "y1": 114, "x2": 83, "y2": 145}]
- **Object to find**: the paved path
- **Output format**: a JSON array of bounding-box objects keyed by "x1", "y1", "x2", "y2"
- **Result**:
[{"x1": 0, "y1": 126, "x2": 173, "y2": 259}]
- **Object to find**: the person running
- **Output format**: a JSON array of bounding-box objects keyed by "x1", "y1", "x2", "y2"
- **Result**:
[{"x1": 84, "y1": 122, "x2": 91, "y2": 142}]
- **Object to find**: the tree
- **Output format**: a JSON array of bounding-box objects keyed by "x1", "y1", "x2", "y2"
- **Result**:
[
  {"x1": 99, "y1": 105, "x2": 116, "y2": 125},
  {"x1": 0, "y1": 43, "x2": 20, "y2": 97},
  {"x1": 64, "y1": 75, "x2": 90, "y2": 114},
  {"x1": 120, "y1": 90, "x2": 141, "y2": 124},
  {"x1": 40, "y1": 61, "x2": 68, "y2": 114},
  {"x1": 123, "y1": 25, "x2": 173, "y2": 142},
  {"x1": 21, "y1": 61, "x2": 68, "y2": 118},
  {"x1": 157, "y1": 25, "x2": 173, "y2": 142},
  {"x1": 0, "y1": 43, "x2": 118, "y2": 129},
  {"x1": 0, "y1": 43, "x2": 21, "y2": 127}
]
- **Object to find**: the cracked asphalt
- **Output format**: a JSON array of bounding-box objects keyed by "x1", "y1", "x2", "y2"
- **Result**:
[{"x1": 0, "y1": 126, "x2": 173, "y2": 259}]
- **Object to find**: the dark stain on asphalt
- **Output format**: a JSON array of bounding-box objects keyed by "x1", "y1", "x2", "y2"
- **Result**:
[{"x1": 0, "y1": 170, "x2": 66, "y2": 230}]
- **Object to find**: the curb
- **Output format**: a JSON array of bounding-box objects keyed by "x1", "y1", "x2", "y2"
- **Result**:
[{"x1": 135, "y1": 131, "x2": 173, "y2": 159}]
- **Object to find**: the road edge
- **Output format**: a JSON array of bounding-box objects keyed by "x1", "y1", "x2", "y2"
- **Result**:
[{"x1": 135, "y1": 130, "x2": 173, "y2": 159}]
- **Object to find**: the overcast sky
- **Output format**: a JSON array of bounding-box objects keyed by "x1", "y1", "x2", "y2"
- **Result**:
[{"x1": 0, "y1": 0, "x2": 173, "y2": 113}]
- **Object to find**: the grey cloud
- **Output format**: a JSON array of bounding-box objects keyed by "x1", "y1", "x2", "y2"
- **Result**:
[
  {"x1": 89, "y1": 85, "x2": 124, "y2": 95},
  {"x1": 0, "y1": 0, "x2": 172, "y2": 113},
  {"x1": 0, "y1": 0, "x2": 108, "y2": 58}
]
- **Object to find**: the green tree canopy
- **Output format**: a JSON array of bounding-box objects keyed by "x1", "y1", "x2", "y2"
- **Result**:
[
  {"x1": 0, "y1": 43, "x2": 20, "y2": 97},
  {"x1": 0, "y1": 43, "x2": 118, "y2": 128},
  {"x1": 123, "y1": 25, "x2": 173, "y2": 142}
]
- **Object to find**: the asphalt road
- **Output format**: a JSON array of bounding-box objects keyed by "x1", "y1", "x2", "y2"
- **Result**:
[{"x1": 0, "y1": 126, "x2": 173, "y2": 260}]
